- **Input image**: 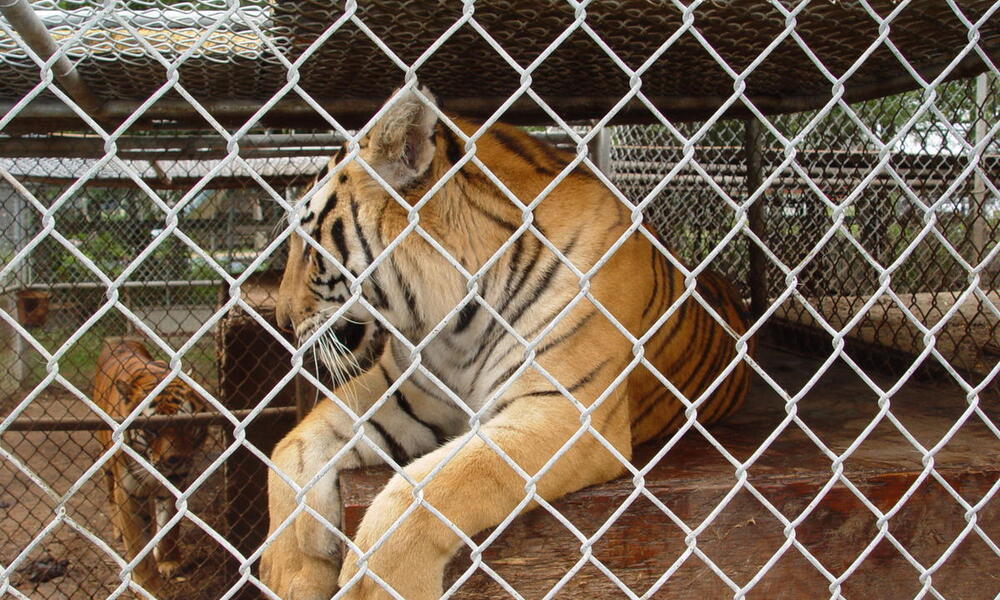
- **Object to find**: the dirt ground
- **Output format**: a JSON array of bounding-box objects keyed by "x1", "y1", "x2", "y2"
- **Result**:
[{"x1": 1, "y1": 387, "x2": 231, "y2": 600}]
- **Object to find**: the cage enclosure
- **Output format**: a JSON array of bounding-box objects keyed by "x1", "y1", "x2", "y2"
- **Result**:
[{"x1": 0, "y1": 1, "x2": 998, "y2": 599}]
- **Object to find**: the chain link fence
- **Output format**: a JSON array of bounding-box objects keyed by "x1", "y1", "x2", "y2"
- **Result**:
[
  {"x1": 1, "y1": 1, "x2": 998, "y2": 599},
  {"x1": 0, "y1": 151, "x2": 323, "y2": 393},
  {"x1": 611, "y1": 75, "x2": 1000, "y2": 377},
  {"x1": 0, "y1": 149, "x2": 318, "y2": 599}
]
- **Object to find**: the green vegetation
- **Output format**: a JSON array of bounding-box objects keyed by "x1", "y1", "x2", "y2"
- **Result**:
[
  {"x1": 22, "y1": 319, "x2": 218, "y2": 394},
  {"x1": 24, "y1": 184, "x2": 282, "y2": 306}
]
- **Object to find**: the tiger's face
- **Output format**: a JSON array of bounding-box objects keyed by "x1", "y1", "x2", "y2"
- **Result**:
[
  {"x1": 275, "y1": 150, "x2": 389, "y2": 379},
  {"x1": 116, "y1": 372, "x2": 208, "y2": 493},
  {"x1": 276, "y1": 87, "x2": 443, "y2": 383}
]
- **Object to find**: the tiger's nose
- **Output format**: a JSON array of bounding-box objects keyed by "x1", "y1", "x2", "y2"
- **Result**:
[{"x1": 163, "y1": 455, "x2": 185, "y2": 469}]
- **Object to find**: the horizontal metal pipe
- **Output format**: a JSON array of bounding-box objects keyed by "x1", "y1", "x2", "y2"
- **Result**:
[
  {"x1": 3, "y1": 279, "x2": 223, "y2": 292},
  {"x1": 0, "y1": 0, "x2": 103, "y2": 116},
  {"x1": 1, "y1": 405, "x2": 296, "y2": 432},
  {"x1": 0, "y1": 279, "x2": 231, "y2": 297},
  {"x1": 0, "y1": 132, "x2": 346, "y2": 158},
  {"x1": 614, "y1": 172, "x2": 960, "y2": 188},
  {"x1": 6, "y1": 173, "x2": 306, "y2": 189},
  {"x1": 0, "y1": 131, "x2": 575, "y2": 159}
]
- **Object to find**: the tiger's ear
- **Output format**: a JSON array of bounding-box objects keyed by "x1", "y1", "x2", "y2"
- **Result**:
[{"x1": 365, "y1": 86, "x2": 439, "y2": 189}]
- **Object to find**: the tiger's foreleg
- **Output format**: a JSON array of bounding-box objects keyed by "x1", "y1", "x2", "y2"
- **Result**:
[
  {"x1": 153, "y1": 497, "x2": 182, "y2": 579},
  {"x1": 111, "y1": 479, "x2": 166, "y2": 596},
  {"x1": 261, "y1": 367, "x2": 448, "y2": 600},
  {"x1": 337, "y1": 369, "x2": 632, "y2": 600},
  {"x1": 105, "y1": 464, "x2": 123, "y2": 543},
  {"x1": 262, "y1": 398, "x2": 363, "y2": 600}
]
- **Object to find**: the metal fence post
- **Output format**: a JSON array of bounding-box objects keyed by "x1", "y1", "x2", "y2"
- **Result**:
[
  {"x1": 744, "y1": 118, "x2": 768, "y2": 318},
  {"x1": 588, "y1": 123, "x2": 612, "y2": 177},
  {"x1": 6, "y1": 179, "x2": 30, "y2": 388},
  {"x1": 971, "y1": 72, "x2": 991, "y2": 269}
]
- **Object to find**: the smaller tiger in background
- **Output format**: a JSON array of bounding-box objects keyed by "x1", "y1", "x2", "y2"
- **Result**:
[{"x1": 93, "y1": 339, "x2": 208, "y2": 597}]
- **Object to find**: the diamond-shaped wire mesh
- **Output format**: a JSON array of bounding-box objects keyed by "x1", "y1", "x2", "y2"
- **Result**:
[
  {"x1": 0, "y1": 150, "x2": 319, "y2": 599},
  {"x1": 1, "y1": 1, "x2": 998, "y2": 600},
  {"x1": 612, "y1": 76, "x2": 1000, "y2": 376}
]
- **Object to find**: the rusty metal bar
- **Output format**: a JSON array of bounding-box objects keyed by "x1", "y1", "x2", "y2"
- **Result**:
[
  {"x1": 294, "y1": 374, "x2": 315, "y2": 423},
  {"x1": 1, "y1": 405, "x2": 297, "y2": 432},
  {"x1": 744, "y1": 117, "x2": 768, "y2": 319},
  {"x1": 0, "y1": 132, "x2": 349, "y2": 159},
  {"x1": 0, "y1": 279, "x2": 225, "y2": 297},
  {"x1": 0, "y1": 0, "x2": 103, "y2": 116}
]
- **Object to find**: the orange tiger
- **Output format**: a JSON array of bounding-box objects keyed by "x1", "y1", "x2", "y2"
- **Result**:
[
  {"x1": 261, "y1": 87, "x2": 754, "y2": 599},
  {"x1": 93, "y1": 339, "x2": 208, "y2": 596}
]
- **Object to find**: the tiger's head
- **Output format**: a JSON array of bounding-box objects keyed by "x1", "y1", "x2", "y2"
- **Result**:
[
  {"x1": 276, "y1": 86, "x2": 471, "y2": 384},
  {"x1": 115, "y1": 366, "x2": 208, "y2": 490}
]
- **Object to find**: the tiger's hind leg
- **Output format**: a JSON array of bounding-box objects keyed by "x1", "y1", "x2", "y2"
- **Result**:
[{"x1": 111, "y1": 481, "x2": 167, "y2": 597}]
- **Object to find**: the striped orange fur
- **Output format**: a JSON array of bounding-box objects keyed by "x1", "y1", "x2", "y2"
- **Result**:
[
  {"x1": 261, "y1": 87, "x2": 753, "y2": 600},
  {"x1": 93, "y1": 339, "x2": 207, "y2": 596}
]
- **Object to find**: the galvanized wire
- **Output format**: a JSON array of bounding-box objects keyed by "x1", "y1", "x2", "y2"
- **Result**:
[{"x1": 0, "y1": 1, "x2": 997, "y2": 600}]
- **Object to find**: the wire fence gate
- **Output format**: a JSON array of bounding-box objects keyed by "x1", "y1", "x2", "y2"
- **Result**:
[{"x1": 0, "y1": 1, "x2": 998, "y2": 599}]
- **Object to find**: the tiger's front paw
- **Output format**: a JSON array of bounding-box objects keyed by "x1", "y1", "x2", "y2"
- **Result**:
[
  {"x1": 337, "y1": 533, "x2": 444, "y2": 600},
  {"x1": 338, "y1": 577, "x2": 395, "y2": 600},
  {"x1": 261, "y1": 533, "x2": 341, "y2": 600},
  {"x1": 129, "y1": 572, "x2": 168, "y2": 600},
  {"x1": 339, "y1": 562, "x2": 442, "y2": 600},
  {"x1": 264, "y1": 433, "x2": 347, "y2": 599},
  {"x1": 264, "y1": 556, "x2": 340, "y2": 600},
  {"x1": 156, "y1": 559, "x2": 183, "y2": 579},
  {"x1": 337, "y1": 476, "x2": 449, "y2": 600}
]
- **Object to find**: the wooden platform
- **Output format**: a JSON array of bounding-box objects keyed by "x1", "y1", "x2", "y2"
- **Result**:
[{"x1": 340, "y1": 347, "x2": 1000, "y2": 599}]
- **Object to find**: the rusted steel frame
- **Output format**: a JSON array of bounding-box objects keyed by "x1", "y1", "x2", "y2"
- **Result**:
[
  {"x1": 1, "y1": 405, "x2": 297, "y2": 432},
  {"x1": 744, "y1": 118, "x2": 768, "y2": 319}
]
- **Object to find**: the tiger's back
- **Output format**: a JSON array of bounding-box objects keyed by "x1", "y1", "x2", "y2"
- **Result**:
[
  {"x1": 627, "y1": 265, "x2": 753, "y2": 444},
  {"x1": 443, "y1": 118, "x2": 754, "y2": 445}
]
